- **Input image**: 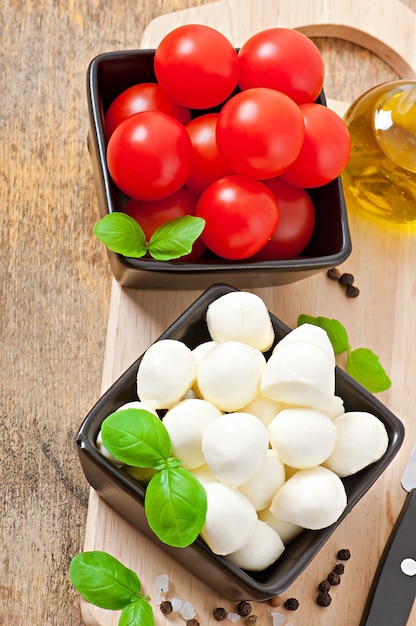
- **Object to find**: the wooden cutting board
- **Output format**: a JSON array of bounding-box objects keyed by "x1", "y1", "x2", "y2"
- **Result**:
[{"x1": 81, "y1": 1, "x2": 416, "y2": 624}]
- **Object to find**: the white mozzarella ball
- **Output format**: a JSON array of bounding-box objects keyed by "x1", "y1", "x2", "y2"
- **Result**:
[
  {"x1": 260, "y1": 341, "x2": 335, "y2": 410},
  {"x1": 136, "y1": 339, "x2": 197, "y2": 410},
  {"x1": 258, "y1": 508, "x2": 303, "y2": 544},
  {"x1": 239, "y1": 394, "x2": 284, "y2": 427},
  {"x1": 268, "y1": 408, "x2": 337, "y2": 469},
  {"x1": 192, "y1": 341, "x2": 218, "y2": 397},
  {"x1": 162, "y1": 398, "x2": 222, "y2": 469},
  {"x1": 270, "y1": 466, "x2": 347, "y2": 530},
  {"x1": 183, "y1": 388, "x2": 198, "y2": 400},
  {"x1": 239, "y1": 449, "x2": 286, "y2": 510},
  {"x1": 200, "y1": 482, "x2": 257, "y2": 555},
  {"x1": 197, "y1": 341, "x2": 266, "y2": 412},
  {"x1": 321, "y1": 395, "x2": 345, "y2": 420},
  {"x1": 192, "y1": 341, "x2": 218, "y2": 363},
  {"x1": 323, "y1": 411, "x2": 389, "y2": 477},
  {"x1": 117, "y1": 400, "x2": 158, "y2": 415},
  {"x1": 274, "y1": 323, "x2": 335, "y2": 364},
  {"x1": 190, "y1": 464, "x2": 219, "y2": 487},
  {"x1": 226, "y1": 520, "x2": 285, "y2": 571},
  {"x1": 206, "y1": 291, "x2": 275, "y2": 351},
  {"x1": 202, "y1": 412, "x2": 269, "y2": 487}
]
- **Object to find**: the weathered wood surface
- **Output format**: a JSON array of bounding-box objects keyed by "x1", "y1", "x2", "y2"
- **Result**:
[{"x1": 1, "y1": 0, "x2": 415, "y2": 624}]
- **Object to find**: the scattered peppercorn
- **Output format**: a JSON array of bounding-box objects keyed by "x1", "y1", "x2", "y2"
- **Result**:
[
  {"x1": 317, "y1": 591, "x2": 332, "y2": 607},
  {"x1": 318, "y1": 580, "x2": 331, "y2": 592},
  {"x1": 237, "y1": 601, "x2": 252, "y2": 616},
  {"x1": 284, "y1": 598, "x2": 300, "y2": 611},
  {"x1": 339, "y1": 272, "x2": 355, "y2": 286},
  {"x1": 333, "y1": 563, "x2": 345, "y2": 575},
  {"x1": 160, "y1": 600, "x2": 173, "y2": 615},
  {"x1": 346, "y1": 285, "x2": 360, "y2": 298},
  {"x1": 327, "y1": 267, "x2": 341, "y2": 280},
  {"x1": 268, "y1": 596, "x2": 282, "y2": 607},
  {"x1": 187, "y1": 620, "x2": 200, "y2": 626},
  {"x1": 246, "y1": 615, "x2": 259, "y2": 625},
  {"x1": 337, "y1": 548, "x2": 351, "y2": 561},
  {"x1": 213, "y1": 607, "x2": 227, "y2": 621},
  {"x1": 327, "y1": 571, "x2": 341, "y2": 586}
]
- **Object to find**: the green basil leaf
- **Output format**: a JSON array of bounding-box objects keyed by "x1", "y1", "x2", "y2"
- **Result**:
[
  {"x1": 93, "y1": 213, "x2": 147, "y2": 258},
  {"x1": 101, "y1": 409, "x2": 171, "y2": 468},
  {"x1": 119, "y1": 598, "x2": 155, "y2": 626},
  {"x1": 148, "y1": 216, "x2": 205, "y2": 261},
  {"x1": 69, "y1": 551, "x2": 141, "y2": 610},
  {"x1": 297, "y1": 314, "x2": 350, "y2": 355},
  {"x1": 145, "y1": 467, "x2": 207, "y2": 548},
  {"x1": 347, "y1": 348, "x2": 392, "y2": 393}
]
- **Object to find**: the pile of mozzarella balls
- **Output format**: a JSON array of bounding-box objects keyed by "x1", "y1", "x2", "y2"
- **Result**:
[{"x1": 99, "y1": 291, "x2": 389, "y2": 572}]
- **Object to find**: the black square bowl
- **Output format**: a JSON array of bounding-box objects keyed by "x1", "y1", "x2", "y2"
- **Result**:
[
  {"x1": 76, "y1": 284, "x2": 404, "y2": 601},
  {"x1": 86, "y1": 50, "x2": 352, "y2": 289}
]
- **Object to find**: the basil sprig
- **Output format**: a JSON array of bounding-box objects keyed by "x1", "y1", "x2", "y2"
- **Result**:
[
  {"x1": 93, "y1": 213, "x2": 205, "y2": 261},
  {"x1": 101, "y1": 408, "x2": 207, "y2": 548},
  {"x1": 297, "y1": 314, "x2": 391, "y2": 393},
  {"x1": 69, "y1": 551, "x2": 154, "y2": 626}
]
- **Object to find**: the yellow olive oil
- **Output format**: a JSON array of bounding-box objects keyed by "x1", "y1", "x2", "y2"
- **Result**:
[{"x1": 341, "y1": 80, "x2": 416, "y2": 223}]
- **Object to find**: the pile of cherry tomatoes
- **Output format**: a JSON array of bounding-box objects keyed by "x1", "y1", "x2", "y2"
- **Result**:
[{"x1": 105, "y1": 25, "x2": 351, "y2": 261}]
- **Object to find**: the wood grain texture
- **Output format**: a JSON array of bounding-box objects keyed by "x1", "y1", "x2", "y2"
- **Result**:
[
  {"x1": 1, "y1": 0, "x2": 415, "y2": 624},
  {"x1": 81, "y1": 1, "x2": 416, "y2": 625}
]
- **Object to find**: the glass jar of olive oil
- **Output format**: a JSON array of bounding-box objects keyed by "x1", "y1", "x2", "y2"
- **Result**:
[{"x1": 341, "y1": 80, "x2": 416, "y2": 223}]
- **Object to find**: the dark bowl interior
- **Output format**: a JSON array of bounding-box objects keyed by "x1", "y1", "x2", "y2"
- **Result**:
[
  {"x1": 77, "y1": 284, "x2": 404, "y2": 601},
  {"x1": 86, "y1": 50, "x2": 352, "y2": 289}
]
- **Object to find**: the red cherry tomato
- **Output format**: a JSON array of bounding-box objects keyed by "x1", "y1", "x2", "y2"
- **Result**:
[
  {"x1": 280, "y1": 103, "x2": 351, "y2": 188},
  {"x1": 216, "y1": 88, "x2": 305, "y2": 179},
  {"x1": 185, "y1": 113, "x2": 234, "y2": 196},
  {"x1": 106, "y1": 111, "x2": 193, "y2": 201},
  {"x1": 253, "y1": 178, "x2": 315, "y2": 259},
  {"x1": 238, "y1": 28, "x2": 324, "y2": 105},
  {"x1": 124, "y1": 188, "x2": 206, "y2": 261},
  {"x1": 195, "y1": 175, "x2": 279, "y2": 260},
  {"x1": 154, "y1": 24, "x2": 239, "y2": 109},
  {"x1": 104, "y1": 83, "x2": 191, "y2": 140}
]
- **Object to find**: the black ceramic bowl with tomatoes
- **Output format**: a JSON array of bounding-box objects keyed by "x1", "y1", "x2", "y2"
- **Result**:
[{"x1": 86, "y1": 45, "x2": 352, "y2": 289}]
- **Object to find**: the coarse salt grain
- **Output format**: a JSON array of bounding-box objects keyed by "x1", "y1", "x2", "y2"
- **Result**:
[
  {"x1": 155, "y1": 574, "x2": 169, "y2": 602},
  {"x1": 228, "y1": 612, "x2": 241, "y2": 623},
  {"x1": 178, "y1": 601, "x2": 196, "y2": 620},
  {"x1": 271, "y1": 613, "x2": 286, "y2": 626},
  {"x1": 155, "y1": 574, "x2": 169, "y2": 593},
  {"x1": 171, "y1": 597, "x2": 184, "y2": 612}
]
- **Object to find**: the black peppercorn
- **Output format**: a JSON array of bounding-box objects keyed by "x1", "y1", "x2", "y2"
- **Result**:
[
  {"x1": 346, "y1": 285, "x2": 360, "y2": 298},
  {"x1": 317, "y1": 591, "x2": 332, "y2": 607},
  {"x1": 318, "y1": 580, "x2": 331, "y2": 592},
  {"x1": 333, "y1": 563, "x2": 345, "y2": 575},
  {"x1": 160, "y1": 600, "x2": 173, "y2": 615},
  {"x1": 284, "y1": 597, "x2": 300, "y2": 611},
  {"x1": 327, "y1": 267, "x2": 341, "y2": 280},
  {"x1": 327, "y1": 571, "x2": 341, "y2": 586},
  {"x1": 339, "y1": 272, "x2": 355, "y2": 286},
  {"x1": 237, "y1": 601, "x2": 252, "y2": 616},
  {"x1": 187, "y1": 620, "x2": 200, "y2": 626},
  {"x1": 337, "y1": 548, "x2": 351, "y2": 561},
  {"x1": 213, "y1": 607, "x2": 227, "y2": 621}
]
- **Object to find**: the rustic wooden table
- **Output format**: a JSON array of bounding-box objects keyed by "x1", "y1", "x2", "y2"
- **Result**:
[{"x1": 1, "y1": 0, "x2": 415, "y2": 624}]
